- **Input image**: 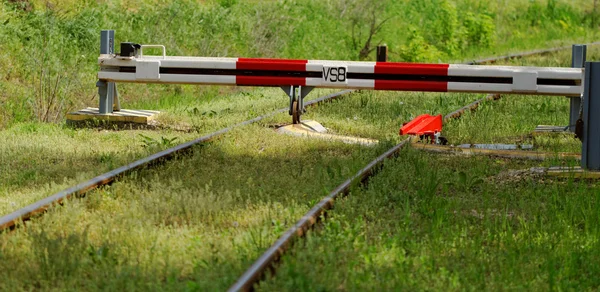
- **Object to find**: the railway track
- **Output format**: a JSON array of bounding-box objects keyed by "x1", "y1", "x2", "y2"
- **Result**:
[
  {"x1": 228, "y1": 42, "x2": 600, "y2": 290},
  {"x1": 0, "y1": 90, "x2": 354, "y2": 231},
  {"x1": 228, "y1": 92, "x2": 503, "y2": 291},
  {"x1": 0, "y1": 43, "x2": 593, "y2": 291},
  {"x1": 2, "y1": 42, "x2": 592, "y2": 232},
  {"x1": 465, "y1": 41, "x2": 600, "y2": 65}
]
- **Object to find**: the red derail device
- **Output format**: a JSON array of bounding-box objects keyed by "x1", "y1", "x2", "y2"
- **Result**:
[{"x1": 399, "y1": 114, "x2": 443, "y2": 143}]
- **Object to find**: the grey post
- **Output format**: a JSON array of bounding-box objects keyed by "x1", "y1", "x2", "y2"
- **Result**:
[
  {"x1": 98, "y1": 30, "x2": 115, "y2": 114},
  {"x1": 582, "y1": 62, "x2": 600, "y2": 170},
  {"x1": 569, "y1": 45, "x2": 586, "y2": 132}
]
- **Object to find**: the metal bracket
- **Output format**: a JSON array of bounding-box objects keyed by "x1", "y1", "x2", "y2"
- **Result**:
[{"x1": 281, "y1": 86, "x2": 314, "y2": 124}]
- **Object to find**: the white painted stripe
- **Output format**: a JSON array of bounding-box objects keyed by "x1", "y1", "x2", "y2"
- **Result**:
[
  {"x1": 99, "y1": 72, "x2": 236, "y2": 85},
  {"x1": 142, "y1": 56, "x2": 239, "y2": 62},
  {"x1": 449, "y1": 64, "x2": 582, "y2": 80},
  {"x1": 160, "y1": 60, "x2": 237, "y2": 69},
  {"x1": 451, "y1": 64, "x2": 581, "y2": 73},
  {"x1": 537, "y1": 70, "x2": 582, "y2": 80},
  {"x1": 306, "y1": 78, "x2": 323, "y2": 86},
  {"x1": 348, "y1": 64, "x2": 375, "y2": 74},
  {"x1": 448, "y1": 82, "x2": 581, "y2": 96},
  {"x1": 347, "y1": 79, "x2": 375, "y2": 88},
  {"x1": 448, "y1": 65, "x2": 514, "y2": 77},
  {"x1": 538, "y1": 85, "x2": 581, "y2": 96},
  {"x1": 448, "y1": 82, "x2": 513, "y2": 93},
  {"x1": 160, "y1": 74, "x2": 236, "y2": 85},
  {"x1": 98, "y1": 72, "x2": 136, "y2": 81},
  {"x1": 99, "y1": 56, "x2": 239, "y2": 67},
  {"x1": 306, "y1": 64, "x2": 323, "y2": 72},
  {"x1": 307, "y1": 78, "x2": 375, "y2": 88}
]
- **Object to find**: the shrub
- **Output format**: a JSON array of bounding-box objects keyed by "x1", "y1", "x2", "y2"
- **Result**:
[
  {"x1": 430, "y1": 0, "x2": 460, "y2": 56},
  {"x1": 463, "y1": 12, "x2": 495, "y2": 48},
  {"x1": 398, "y1": 28, "x2": 443, "y2": 63}
]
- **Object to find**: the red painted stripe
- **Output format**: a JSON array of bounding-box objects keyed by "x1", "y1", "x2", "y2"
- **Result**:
[
  {"x1": 236, "y1": 76, "x2": 306, "y2": 86},
  {"x1": 374, "y1": 80, "x2": 448, "y2": 92},
  {"x1": 237, "y1": 58, "x2": 308, "y2": 71},
  {"x1": 375, "y1": 62, "x2": 449, "y2": 76}
]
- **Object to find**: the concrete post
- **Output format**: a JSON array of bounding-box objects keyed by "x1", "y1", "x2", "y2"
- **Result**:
[
  {"x1": 582, "y1": 62, "x2": 600, "y2": 170},
  {"x1": 569, "y1": 45, "x2": 586, "y2": 132}
]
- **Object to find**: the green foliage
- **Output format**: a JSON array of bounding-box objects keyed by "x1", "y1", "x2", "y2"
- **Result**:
[
  {"x1": 522, "y1": 0, "x2": 585, "y2": 33},
  {"x1": 430, "y1": 0, "x2": 461, "y2": 55},
  {"x1": 1, "y1": 5, "x2": 99, "y2": 122},
  {"x1": 139, "y1": 134, "x2": 179, "y2": 149},
  {"x1": 217, "y1": 0, "x2": 238, "y2": 9},
  {"x1": 398, "y1": 28, "x2": 443, "y2": 62},
  {"x1": 463, "y1": 12, "x2": 495, "y2": 48},
  {"x1": 0, "y1": 0, "x2": 596, "y2": 126},
  {"x1": 261, "y1": 149, "x2": 600, "y2": 291}
]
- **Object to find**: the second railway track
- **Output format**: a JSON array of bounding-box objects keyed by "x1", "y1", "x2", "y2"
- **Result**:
[
  {"x1": 228, "y1": 92, "x2": 504, "y2": 291},
  {"x1": 0, "y1": 44, "x2": 593, "y2": 290}
]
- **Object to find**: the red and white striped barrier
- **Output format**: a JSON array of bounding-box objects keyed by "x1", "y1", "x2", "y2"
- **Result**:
[{"x1": 98, "y1": 55, "x2": 582, "y2": 96}]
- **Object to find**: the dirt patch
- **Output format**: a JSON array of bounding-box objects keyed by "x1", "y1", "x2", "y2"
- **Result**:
[
  {"x1": 489, "y1": 167, "x2": 546, "y2": 185},
  {"x1": 66, "y1": 119, "x2": 197, "y2": 132}
]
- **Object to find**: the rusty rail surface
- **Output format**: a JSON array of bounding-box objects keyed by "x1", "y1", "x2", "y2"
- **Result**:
[{"x1": 0, "y1": 90, "x2": 354, "y2": 232}]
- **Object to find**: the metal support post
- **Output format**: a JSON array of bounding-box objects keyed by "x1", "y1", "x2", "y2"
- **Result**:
[
  {"x1": 98, "y1": 30, "x2": 117, "y2": 114},
  {"x1": 582, "y1": 62, "x2": 600, "y2": 170},
  {"x1": 569, "y1": 44, "x2": 586, "y2": 133},
  {"x1": 100, "y1": 30, "x2": 115, "y2": 55}
]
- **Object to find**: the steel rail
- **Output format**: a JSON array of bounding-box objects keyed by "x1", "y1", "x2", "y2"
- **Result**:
[
  {"x1": 230, "y1": 78, "x2": 584, "y2": 290},
  {"x1": 412, "y1": 143, "x2": 581, "y2": 161},
  {"x1": 444, "y1": 94, "x2": 501, "y2": 121},
  {"x1": 228, "y1": 138, "x2": 411, "y2": 292},
  {"x1": 228, "y1": 92, "x2": 503, "y2": 291},
  {"x1": 466, "y1": 41, "x2": 600, "y2": 65},
  {"x1": 2, "y1": 42, "x2": 586, "y2": 250},
  {"x1": 0, "y1": 45, "x2": 509, "y2": 232},
  {"x1": 0, "y1": 90, "x2": 355, "y2": 232}
]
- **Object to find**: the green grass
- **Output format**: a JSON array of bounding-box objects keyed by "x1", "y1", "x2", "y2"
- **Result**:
[
  {"x1": 1, "y1": 44, "x2": 596, "y2": 290},
  {"x1": 1, "y1": 0, "x2": 599, "y2": 290},
  {"x1": 255, "y1": 48, "x2": 600, "y2": 291},
  {"x1": 259, "y1": 149, "x2": 600, "y2": 291},
  {"x1": 0, "y1": 126, "x2": 392, "y2": 290}
]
